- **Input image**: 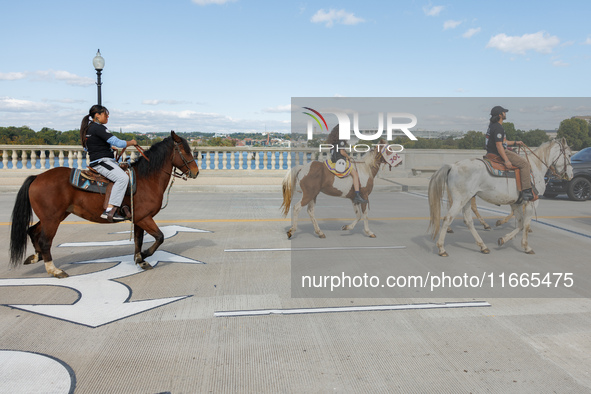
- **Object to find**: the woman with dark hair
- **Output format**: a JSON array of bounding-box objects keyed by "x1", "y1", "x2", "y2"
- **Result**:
[
  {"x1": 80, "y1": 105, "x2": 138, "y2": 221},
  {"x1": 326, "y1": 125, "x2": 368, "y2": 204}
]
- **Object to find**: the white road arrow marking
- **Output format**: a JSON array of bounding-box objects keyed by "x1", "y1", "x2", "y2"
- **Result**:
[
  {"x1": 58, "y1": 225, "x2": 211, "y2": 247},
  {"x1": 0, "y1": 251, "x2": 204, "y2": 328}
]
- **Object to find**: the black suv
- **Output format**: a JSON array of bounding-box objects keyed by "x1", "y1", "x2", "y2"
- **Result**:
[{"x1": 544, "y1": 147, "x2": 591, "y2": 201}]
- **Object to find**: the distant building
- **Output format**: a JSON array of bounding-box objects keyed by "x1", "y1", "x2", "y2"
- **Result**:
[{"x1": 573, "y1": 116, "x2": 591, "y2": 123}]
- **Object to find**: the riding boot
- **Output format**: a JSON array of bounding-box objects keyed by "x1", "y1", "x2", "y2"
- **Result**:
[
  {"x1": 521, "y1": 188, "x2": 534, "y2": 201},
  {"x1": 101, "y1": 207, "x2": 126, "y2": 222},
  {"x1": 353, "y1": 192, "x2": 368, "y2": 204}
]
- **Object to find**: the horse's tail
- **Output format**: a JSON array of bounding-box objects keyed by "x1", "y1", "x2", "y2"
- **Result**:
[
  {"x1": 280, "y1": 165, "x2": 302, "y2": 217},
  {"x1": 428, "y1": 164, "x2": 451, "y2": 240},
  {"x1": 10, "y1": 176, "x2": 36, "y2": 267}
]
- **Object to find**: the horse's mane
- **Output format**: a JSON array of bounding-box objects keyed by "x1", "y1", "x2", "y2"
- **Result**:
[{"x1": 131, "y1": 136, "x2": 191, "y2": 177}]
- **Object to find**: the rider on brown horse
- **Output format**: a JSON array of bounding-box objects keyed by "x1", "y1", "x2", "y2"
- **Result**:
[
  {"x1": 80, "y1": 105, "x2": 138, "y2": 222},
  {"x1": 326, "y1": 125, "x2": 368, "y2": 204}
]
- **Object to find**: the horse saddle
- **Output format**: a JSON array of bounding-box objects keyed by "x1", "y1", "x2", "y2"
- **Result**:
[
  {"x1": 325, "y1": 158, "x2": 352, "y2": 178},
  {"x1": 69, "y1": 166, "x2": 137, "y2": 196}
]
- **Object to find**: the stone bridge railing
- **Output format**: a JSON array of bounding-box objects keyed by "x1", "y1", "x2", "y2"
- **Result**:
[{"x1": 0, "y1": 145, "x2": 487, "y2": 172}]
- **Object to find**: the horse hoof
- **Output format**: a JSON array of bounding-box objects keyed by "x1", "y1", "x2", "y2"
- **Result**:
[
  {"x1": 55, "y1": 271, "x2": 69, "y2": 279},
  {"x1": 446, "y1": 228, "x2": 454, "y2": 233},
  {"x1": 439, "y1": 252, "x2": 448, "y2": 257},
  {"x1": 481, "y1": 248, "x2": 490, "y2": 254},
  {"x1": 484, "y1": 225, "x2": 491, "y2": 231},
  {"x1": 495, "y1": 220, "x2": 502, "y2": 227},
  {"x1": 318, "y1": 234, "x2": 326, "y2": 239},
  {"x1": 138, "y1": 261, "x2": 153, "y2": 270},
  {"x1": 24, "y1": 255, "x2": 39, "y2": 265},
  {"x1": 498, "y1": 238, "x2": 505, "y2": 246},
  {"x1": 526, "y1": 250, "x2": 535, "y2": 255},
  {"x1": 369, "y1": 234, "x2": 376, "y2": 238},
  {"x1": 287, "y1": 231, "x2": 292, "y2": 239},
  {"x1": 341, "y1": 225, "x2": 348, "y2": 231}
]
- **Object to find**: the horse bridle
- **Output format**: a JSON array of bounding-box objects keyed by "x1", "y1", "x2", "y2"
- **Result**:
[
  {"x1": 170, "y1": 140, "x2": 197, "y2": 179},
  {"x1": 545, "y1": 140, "x2": 570, "y2": 180}
]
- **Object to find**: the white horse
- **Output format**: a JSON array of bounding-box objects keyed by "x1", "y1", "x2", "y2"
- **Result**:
[
  {"x1": 281, "y1": 143, "x2": 401, "y2": 239},
  {"x1": 428, "y1": 138, "x2": 572, "y2": 256}
]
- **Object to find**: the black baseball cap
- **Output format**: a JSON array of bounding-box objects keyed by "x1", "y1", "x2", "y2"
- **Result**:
[{"x1": 490, "y1": 106, "x2": 508, "y2": 116}]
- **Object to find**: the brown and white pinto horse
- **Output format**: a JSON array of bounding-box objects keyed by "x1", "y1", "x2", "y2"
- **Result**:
[
  {"x1": 281, "y1": 142, "x2": 400, "y2": 239},
  {"x1": 9, "y1": 131, "x2": 199, "y2": 278}
]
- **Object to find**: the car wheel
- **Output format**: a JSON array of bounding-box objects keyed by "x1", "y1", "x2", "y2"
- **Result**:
[
  {"x1": 543, "y1": 192, "x2": 558, "y2": 198},
  {"x1": 566, "y1": 177, "x2": 591, "y2": 201}
]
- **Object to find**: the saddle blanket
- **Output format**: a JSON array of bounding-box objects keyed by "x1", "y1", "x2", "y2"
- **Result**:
[
  {"x1": 325, "y1": 158, "x2": 352, "y2": 178},
  {"x1": 69, "y1": 168, "x2": 137, "y2": 195},
  {"x1": 477, "y1": 155, "x2": 516, "y2": 178}
]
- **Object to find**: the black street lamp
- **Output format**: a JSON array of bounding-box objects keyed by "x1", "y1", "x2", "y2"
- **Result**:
[{"x1": 92, "y1": 49, "x2": 105, "y2": 105}]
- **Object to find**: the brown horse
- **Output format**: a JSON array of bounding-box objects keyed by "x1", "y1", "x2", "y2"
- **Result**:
[
  {"x1": 281, "y1": 142, "x2": 400, "y2": 238},
  {"x1": 9, "y1": 131, "x2": 199, "y2": 278}
]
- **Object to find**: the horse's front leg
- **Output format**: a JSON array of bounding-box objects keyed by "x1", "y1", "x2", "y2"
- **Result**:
[
  {"x1": 133, "y1": 224, "x2": 147, "y2": 267},
  {"x1": 342, "y1": 202, "x2": 362, "y2": 232},
  {"x1": 134, "y1": 217, "x2": 164, "y2": 270}
]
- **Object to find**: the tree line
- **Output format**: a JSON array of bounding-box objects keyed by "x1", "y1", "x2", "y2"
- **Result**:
[
  {"x1": 2, "y1": 117, "x2": 589, "y2": 150},
  {"x1": 0, "y1": 126, "x2": 153, "y2": 146}
]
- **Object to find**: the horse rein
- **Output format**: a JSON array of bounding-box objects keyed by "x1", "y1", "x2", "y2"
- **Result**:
[{"x1": 519, "y1": 140, "x2": 570, "y2": 180}]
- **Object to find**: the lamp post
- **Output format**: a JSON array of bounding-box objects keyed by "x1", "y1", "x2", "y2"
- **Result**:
[{"x1": 92, "y1": 49, "x2": 105, "y2": 105}]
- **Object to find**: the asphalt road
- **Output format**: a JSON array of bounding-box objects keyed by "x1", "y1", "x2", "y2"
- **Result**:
[{"x1": 0, "y1": 190, "x2": 590, "y2": 393}]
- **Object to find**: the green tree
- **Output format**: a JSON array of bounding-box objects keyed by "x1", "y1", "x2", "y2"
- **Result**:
[
  {"x1": 458, "y1": 131, "x2": 485, "y2": 149},
  {"x1": 522, "y1": 129, "x2": 549, "y2": 147},
  {"x1": 557, "y1": 118, "x2": 590, "y2": 150}
]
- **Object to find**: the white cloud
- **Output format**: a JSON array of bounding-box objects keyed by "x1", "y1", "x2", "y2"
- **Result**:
[
  {"x1": 552, "y1": 60, "x2": 569, "y2": 67},
  {"x1": 423, "y1": 5, "x2": 444, "y2": 16},
  {"x1": 463, "y1": 27, "x2": 481, "y2": 38},
  {"x1": 0, "y1": 72, "x2": 27, "y2": 81},
  {"x1": 0, "y1": 70, "x2": 94, "y2": 86},
  {"x1": 486, "y1": 31, "x2": 560, "y2": 55},
  {"x1": 443, "y1": 20, "x2": 461, "y2": 30},
  {"x1": 262, "y1": 104, "x2": 294, "y2": 113},
  {"x1": 311, "y1": 9, "x2": 365, "y2": 27},
  {"x1": 142, "y1": 99, "x2": 191, "y2": 105},
  {"x1": 0, "y1": 97, "x2": 53, "y2": 112},
  {"x1": 584, "y1": 37, "x2": 591, "y2": 45},
  {"x1": 191, "y1": 0, "x2": 236, "y2": 5}
]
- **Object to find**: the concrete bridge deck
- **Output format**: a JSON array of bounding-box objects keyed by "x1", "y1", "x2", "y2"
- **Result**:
[{"x1": 1, "y1": 172, "x2": 590, "y2": 393}]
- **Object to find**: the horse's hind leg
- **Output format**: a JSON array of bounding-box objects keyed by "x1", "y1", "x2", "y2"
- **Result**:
[
  {"x1": 360, "y1": 204, "x2": 376, "y2": 238},
  {"x1": 37, "y1": 220, "x2": 69, "y2": 278},
  {"x1": 134, "y1": 217, "x2": 163, "y2": 270},
  {"x1": 287, "y1": 201, "x2": 303, "y2": 239},
  {"x1": 437, "y1": 198, "x2": 467, "y2": 257},
  {"x1": 520, "y1": 204, "x2": 535, "y2": 254},
  {"x1": 24, "y1": 222, "x2": 43, "y2": 265},
  {"x1": 471, "y1": 197, "x2": 491, "y2": 230},
  {"x1": 307, "y1": 200, "x2": 325, "y2": 238},
  {"x1": 342, "y1": 202, "x2": 362, "y2": 232},
  {"x1": 463, "y1": 202, "x2": 490, "y2": 254},
  {"x1": 497, "y1": 204, "x2": 524, "y2": 249}
]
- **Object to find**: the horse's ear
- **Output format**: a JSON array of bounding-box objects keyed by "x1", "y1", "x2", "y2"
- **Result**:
[{"x1": 171, "y1": 130, "x2": 181, "y2": 142}]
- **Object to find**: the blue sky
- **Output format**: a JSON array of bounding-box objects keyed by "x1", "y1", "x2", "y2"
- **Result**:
[{"x1": 1, "y1": 0, "x2": 591, "y2": 134}]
